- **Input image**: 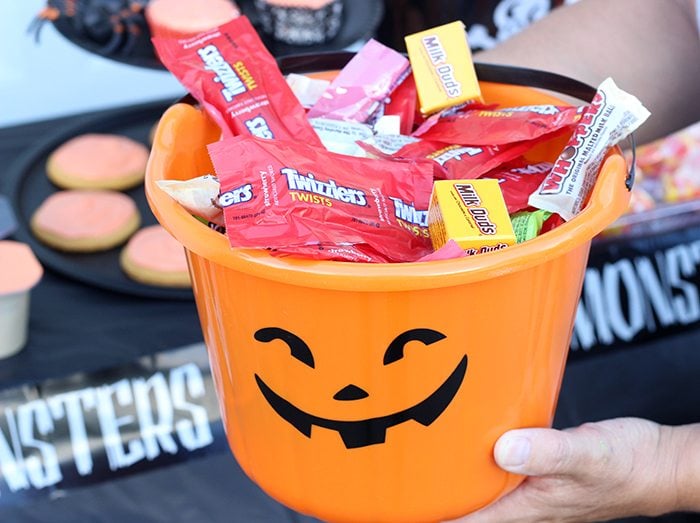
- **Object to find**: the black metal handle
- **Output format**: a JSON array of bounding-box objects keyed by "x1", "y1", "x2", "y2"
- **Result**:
[{"x1": 277, "y1": 51, "x2": 599, "y2": 100}]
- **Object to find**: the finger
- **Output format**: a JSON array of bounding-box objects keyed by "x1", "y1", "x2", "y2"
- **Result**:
[{"x1": 493, "y1": 426, "x2": 611, "y2": 476}]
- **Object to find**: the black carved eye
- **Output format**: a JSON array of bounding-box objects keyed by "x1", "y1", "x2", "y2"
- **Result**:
[
  {"x1": 254, "y1": 327, "x2": 315, "y2": 368},
  {"x1": 383, "y1": 328, "x2": 447, "y2": 365}
]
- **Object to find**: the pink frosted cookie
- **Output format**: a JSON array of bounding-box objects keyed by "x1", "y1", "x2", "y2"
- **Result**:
[
  {"x1": 120, "y1": 225, "x2": 191, "y2": 288},
  {"x1": 30, "y1": 190, "x2": 140, "y2": 252},
  {"x1": 47, "y1": 133, "x2": 149, "y2": 190},
  {"x1": 145, "y1": 0, "x2": 241, "y2": 39}
]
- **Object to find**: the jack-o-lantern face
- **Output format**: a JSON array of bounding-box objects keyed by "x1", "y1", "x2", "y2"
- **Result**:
[{"x1": 253, "y1": 327, "x2": 468, "y2": 449}]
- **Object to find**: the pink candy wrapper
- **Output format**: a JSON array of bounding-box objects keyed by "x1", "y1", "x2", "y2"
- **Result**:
[
  {"x1": 416, "y1": 239, "x2": 467, "y2": 262},
  {"x1": 307, "y1": 39, "x2": 410, "y2": 123}
]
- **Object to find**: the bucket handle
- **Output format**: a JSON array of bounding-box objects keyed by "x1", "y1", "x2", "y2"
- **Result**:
[{"x1": 175, "y1": 51, "x2": 636, "y2": 190}]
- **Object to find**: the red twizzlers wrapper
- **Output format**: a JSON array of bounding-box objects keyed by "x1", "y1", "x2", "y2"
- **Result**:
[
  {"x1": 208, "y1": 136, "x2": 434, "y2": 262},
  {"x1": 480, "y1": 160, "x2": 553, "y2": 214},
  {"x1": 375, "y1": 139, "x2": 532, "y2": 180},
  {"x1": 413, "y1": 105, "x2": 582, "y2": 145},
  {"x1": 152, "y1": 16, "x2": 321, "y2": 145}
]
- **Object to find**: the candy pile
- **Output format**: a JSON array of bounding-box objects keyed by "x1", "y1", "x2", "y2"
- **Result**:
[
  {"x1": 153, "y1": 16, "x2": 650, "y2": 263},
  {"x1": 630, "y1": 122, "x2": 700, "y2": 210},
  {"x1": 601, "y1": 122, "x2": 700, "y2": 238}
]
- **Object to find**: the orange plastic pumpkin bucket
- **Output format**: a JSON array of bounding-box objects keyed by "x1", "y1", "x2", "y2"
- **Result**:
[{"x1": 145, "y1": 56, "x2": 632, "y2": 523}]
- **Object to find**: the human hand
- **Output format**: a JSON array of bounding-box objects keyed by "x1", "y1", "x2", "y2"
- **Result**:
[{"x1": 448, "y1": 418, "x2": 685, "y2": 523}]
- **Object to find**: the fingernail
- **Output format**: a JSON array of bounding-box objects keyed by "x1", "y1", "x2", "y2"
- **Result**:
[{"x1": 497, "y1": 435, "x2": 531, "y2": 470}]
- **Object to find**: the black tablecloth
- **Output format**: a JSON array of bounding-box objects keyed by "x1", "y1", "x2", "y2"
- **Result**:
[
  {"x1": 0, "y1": 107, "x2": 319, "y2": 523},
  {"x1": 1, "y1": 106, "x2": 698, "y2": 523}
]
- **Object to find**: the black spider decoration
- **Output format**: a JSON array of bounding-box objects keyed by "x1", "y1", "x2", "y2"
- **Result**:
[{"x1": 28, "y1": 0, "x2": 152, "y2": 57}]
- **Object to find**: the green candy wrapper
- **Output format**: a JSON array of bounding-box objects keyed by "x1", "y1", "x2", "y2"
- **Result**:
[{"x1": 511, "y1": 209, "x2": 552, "y2": 243}]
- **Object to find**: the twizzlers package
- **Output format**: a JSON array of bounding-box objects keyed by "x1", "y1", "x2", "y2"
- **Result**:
[
  {"x1": 208, "y1": 136, "x2": 435, "y2": 262},
  {"x1": 152, "y1": 16, "x2": 321, "y2": 145},
  {"x1": 413, "y1": 105, "x2": 583, "y2": 145},
  {"x1": 369, "y1": 139, "x2": 532, "y2": 180}
]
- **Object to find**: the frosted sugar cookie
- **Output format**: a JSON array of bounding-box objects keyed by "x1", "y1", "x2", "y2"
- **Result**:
[
  {"x1": 120, "y1": 225, "x2": 191, "y2": 288},
  {"x1": 47, "y1": 133, "x2": 149, "y2": 190},
  {"x1": 30, "y1": 190, "x2": 140, "y2": 252},
  {"x1": 145, "y1": 0, "x2": 240, "y2": 39}
]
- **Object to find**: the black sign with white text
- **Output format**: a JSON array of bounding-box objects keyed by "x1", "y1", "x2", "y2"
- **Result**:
[
  {"x1": 0, "y1": 344, "x2": 225, "y2": 505},
  {"x1": 571, "y1": 220, "x2": 700, "y2": 357}
]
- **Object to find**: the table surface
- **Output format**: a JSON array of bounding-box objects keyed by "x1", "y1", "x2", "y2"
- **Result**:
[{"x1": 1, "y1": 105, "x2": 699, "y2": 523}]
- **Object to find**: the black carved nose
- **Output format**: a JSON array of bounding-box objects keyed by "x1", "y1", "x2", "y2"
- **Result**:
[{"x1": 333, "y1": 384, "x2": 369, "y2": 401}]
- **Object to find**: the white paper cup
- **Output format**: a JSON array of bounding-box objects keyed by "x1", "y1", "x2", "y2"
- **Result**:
[
  {"x1": 0, "y1": 241, "x2": 43, "y2": 359},
  {"x1": 0, "y1": 291, "x2": 31, "y2": 358}
]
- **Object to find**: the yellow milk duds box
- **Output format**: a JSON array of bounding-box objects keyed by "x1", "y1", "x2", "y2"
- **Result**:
[
  {"x1": 404, "y1": 21, "x2": 482, "y2": 115},
  {"x1": 428, "y1": 179, "x2": 516, "y2": 256}
]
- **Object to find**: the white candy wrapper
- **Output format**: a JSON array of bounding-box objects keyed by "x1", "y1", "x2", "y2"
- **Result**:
[
  {"x1": 310, "y1": 117, "x2": 374, "y2": 157},
  {"x1": 360, "y1": 134, "x2": 420, "y2": 155},
  {"x1": 373, "y1": 114, "x2": 402, "y2": 135},
  {"x1": 286, "y1": 73, "x2": 331, "y2": 108},
  {"x1": 528, "y1": 78, "x2": 650, "y2": 220},
  {"x1": 157, "y1": 175, "x2": 224, "y2": 226}
]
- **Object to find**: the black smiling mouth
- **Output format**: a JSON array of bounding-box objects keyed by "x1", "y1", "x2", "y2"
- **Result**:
[{"x1": 254, "y1": 355, "x2": 468, "y2": 449}]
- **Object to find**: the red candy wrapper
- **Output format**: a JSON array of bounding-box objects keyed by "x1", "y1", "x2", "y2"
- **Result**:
[
  {"x1": 384, "y1": 74, "x2": 417, "y2": 135},
  {"x1": 269, "y1": 243, "x2": 391, "y2": 263},
  {"x1": 540, "y1": 212, "x2": 565, "y2": 234},
  {"x1": 152, "y1": 16, "x2": 321, "y2": 145},
  {"x1": 208, "y1": 136, "x2": 434, "y2": 262},
  {"x1": 412, "y1": 101, "x2": 499, "y2": 135},
  {"x1": 413, "y1": 104, "x2": 582, "y2": 145},
  {"x1": 375, "y1": 139, "x2": 532, "y2": 180},
  {"x1": 480, "y1": 160, "x2": 553, "y2": 214}
]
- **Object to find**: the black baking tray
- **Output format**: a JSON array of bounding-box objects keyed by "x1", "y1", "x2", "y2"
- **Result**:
[
  {"x1": 6, "y1": 98, "x2": 195, "y2": 300},
  {"x1": 44, "y1": 0, "x2": 384, "y2": 69}
]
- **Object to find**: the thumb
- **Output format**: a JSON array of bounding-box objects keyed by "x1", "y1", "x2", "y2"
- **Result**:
[{"x1": 493, "y1": 427, "x2": 599, "y2": 476}]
